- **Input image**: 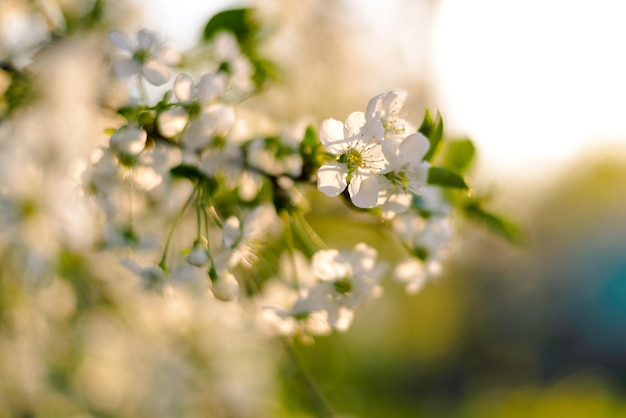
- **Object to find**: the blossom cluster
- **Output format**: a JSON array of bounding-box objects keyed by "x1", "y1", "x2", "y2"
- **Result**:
[
  {"x1": 0, "y1": 4, "x2": 515, "y2": 416},
  {"x1": 74, "y1": 26, "x2": 470, "y2": 342},
  {"x1": 317, "y1": 90, "x2": 430, "y2": 212}
]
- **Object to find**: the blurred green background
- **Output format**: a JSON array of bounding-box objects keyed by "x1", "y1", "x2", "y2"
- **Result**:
[{"x1": 289, "y1": 152, "x2": 626, "y2": 417}]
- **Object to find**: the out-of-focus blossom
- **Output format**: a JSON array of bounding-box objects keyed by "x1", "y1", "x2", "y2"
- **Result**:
[
  {"x1": 109, "y1": 29, "x2": 180, "y2": 86},
  {"x1": 213, "y1": 32, "x2": 255, "y2": 94},
  {"x1": 295, "y1": 243, "x2": 386, "y2": 330},
  {"x1": 121, "y1": 258, "x2": 168, "y2": 293},
  {"x1": 219, "y1": 204, "x2": 281, "y2": 269}
]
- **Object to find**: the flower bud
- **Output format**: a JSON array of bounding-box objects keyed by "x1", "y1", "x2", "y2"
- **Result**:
[
  {"x1": 210, "y1": 272, "x2": 239, "y2": 301},
  {"x1": 187, "y1": 244, "x2": 209, "y2": 267}
]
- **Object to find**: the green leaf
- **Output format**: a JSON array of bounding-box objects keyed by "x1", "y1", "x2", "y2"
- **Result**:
[
  {"x1": 251, "y1": 57, "x2": 280, "y2": 89},
  {"x1": 441, "y1": 138, "x2": 475, "y2": 173},
  {"x1": 170, "y1": 164, "x2": 209, "y2": 182},
  {"x1": 427, "y1": 166, "x2": 468, "y2": 189},
  {"x1": 202, "y1": 8, "x2": 258, "y2": 48},
  {"x1": 301, "y1": 126, "x2": 318, "y2": 155},
  {"x1": 116, "y1": 106, "x2": 138, "y2": 122},
  {"x1": 463, "y1": 201, "x2": 525, "y2": 244},
  {"x1": 419, "y1": 109, "x2": 444, "y2": 162}
]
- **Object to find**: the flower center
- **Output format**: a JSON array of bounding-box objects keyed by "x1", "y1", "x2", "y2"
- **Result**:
[
  {"x1": 344, "y1": 147, "x2": 363, "y2": 173},
  {"x1": 387, "y1": 170, "x2": 410, "y2": 190},
  {"x1": 186, "y1": 102, "x2": 201, "y2": 119},
  {"x1": 133, "y1": 48, "x2": 152, "y2": 64},
  {"x1": 334, "y1": 277, "x2": 353, "y2": 294}
]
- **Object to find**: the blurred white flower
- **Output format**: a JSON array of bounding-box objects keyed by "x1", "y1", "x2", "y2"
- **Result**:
[
  {"x1": 219, "y1": 204, "x2": 280, "y2": 269},
  {"x1": 394, "y1": 257, "x2": 441, "y2": 294},
  {"x1": 158, "y1": 72, "x2": 235, "y2": 149},
  {"x1": 297, "y1": 243, "x2": 385, "y2": 330},
  {"x1": 121, "y1": 259, "x2": 168, "y2": 293},
  {"x1": 213, "y1": 32, "x2": 255, "y2": 94},
  {"x1": 394, "y1": 215, "x2": 453, "y2": 257},
  {"x1": 109, "y1": 29, "x2": 179, "y2": 86}
]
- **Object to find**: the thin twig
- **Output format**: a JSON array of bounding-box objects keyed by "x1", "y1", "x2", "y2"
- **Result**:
[{"x1": 281, "y1": 337, "x2": 337, "y2": 418}]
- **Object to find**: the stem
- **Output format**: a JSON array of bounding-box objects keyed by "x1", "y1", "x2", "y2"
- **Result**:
[
  {"x1": 292, "y1": 211, "x2": 328, "y2": 255},
  {"x1": 281, "y1": 210, "x2": 300, "y2": 288},
  {"x1": 200, "y1": 191, "x2": 218, "y2": 277},
  {"x1": 281, "y1": 337, "x2": 337, "y2": 418},
  {"x1": 158, "y1": 186, "x2": 197, "y2": 269},
  {"x1": 195, "y1": 197, "x2": 203, "y2": 242},
  {"x1": 136, "y1": 74, "x2": 148, "y2": 103},
  {"x1": 128, "y1": 168, "x2": 135, "y2": 227},
  {"x1": 208, "y1": 204, "x2": 224, "y2": 228}
]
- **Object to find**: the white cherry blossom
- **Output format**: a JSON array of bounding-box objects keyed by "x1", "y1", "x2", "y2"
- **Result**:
[
  {"x1": 317, "y1": 112, "x2": 393, "y2": 208},
  {"x1": 366, "y1": 89, "x2": 416, "y2": 142},
  {"x1": 376, "y1": 132, "x2": 431, "y2": 217}
]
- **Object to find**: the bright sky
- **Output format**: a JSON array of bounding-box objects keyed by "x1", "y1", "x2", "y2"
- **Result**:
[
  {"x1": 432, "y1": 0, "x2": 626, "y2": 182},
  {"x1": 140, "y1": 0, "x2": 626, "y2": 185}
]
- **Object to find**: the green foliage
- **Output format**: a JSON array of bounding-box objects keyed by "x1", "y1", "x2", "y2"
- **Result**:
[
  {"x1": 440, "y1": 137, "x2": 475, "y2": 173},
  {"x1": 462, "y1": 199, "x2": 525, "y2": 244},
  {"x1": 202, "y1": 8, "x2": 278, "y2": 90},
  {"x1": 170, "y1": 164, "x2": 214, "y2": 186},
  {"x1": 419, "y1": 109, "x2": 444, "y2": 162},
  {"x1": 62, "y1": 0, "x2": 105, "y2": 34},
  {"x1": 300, "y1": 125, "x2": 323, "y2": 179},
  {"x1": 202, "y1": 8, "x2": 259, "y2": 48},
  {"x1": 427, "y1": 166, "x2": 468, "y2": 189},
  {"x1": 1, "y1": 66, "x2": 36, "y2": 118}
]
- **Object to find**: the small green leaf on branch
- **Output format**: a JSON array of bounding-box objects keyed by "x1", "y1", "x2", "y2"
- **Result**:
[
  {"x1": 427, "y1": 166, "x2": 468, "y2": 189},
  {"x1": 441, "y1": 138, "x2": 475, "y2": 173},
  {"x1": 463, "y1": 201, "x2": 525, "y2": 244},
  {"x1": 419, "y1": 109, "x2": 444, "y2": 162}
]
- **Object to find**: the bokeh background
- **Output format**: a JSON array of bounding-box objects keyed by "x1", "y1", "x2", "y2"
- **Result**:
[{"x1": 3, "y1": 0, "x2": 626, "y2": 417}]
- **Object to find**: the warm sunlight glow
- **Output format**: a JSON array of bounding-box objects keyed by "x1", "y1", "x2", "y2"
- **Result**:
[{"x1": 432, "y1": 0, "x2": 626, "y2": 182}]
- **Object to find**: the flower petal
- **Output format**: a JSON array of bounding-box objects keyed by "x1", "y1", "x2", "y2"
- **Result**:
[
  {"x1": 319, "y1": 118, "x2": 348, "y2": 154},
  {"x1": 365, "y1": 93, "x2": 384, "y2": 121},
  {"x1": 360, "y1": 115, "x2": 385, "y2": 143},
  {"x1": 156, "y1": 46, "x2": 181, "y2": 66},
  {"x1": 312, "y1": 249, "x2": 348, "y2": 280},
  {"x1": 394, "y1": 258, "x2": 428, "y2": 295},
  {"x1": 344, "y1": 112, "x2": 366, "y2": 137},
  {"x1": 142, "y1": 60, "x2": 171, "y2": 85},
  {"x1": 137, "y1": 29, "x2": 157, "y2": 49},
  {"x1": 406, "y1": 161, "x2": 430, "y2": 192},
  {"x1": 158, "y1": 107, "x2": 188, "y2": 137},
  {"x1": 113, "y1": 57, "x2": 141, "y2": 78},
  {"x1": 222, "y1": 216, "x2": 241, "y2": 247},
  {"x1": 108, "y1": 30, "x2": 133, "y2": 52},
  {"x1": 173, "y1": 73, "x2": 194, "y2": 103},
  {"x1": 399, "y1": 132, "x2": 430, "y2": 164},
  {"x1": 317, "y1": 162, "x2": 348, "y2": 197},
  {"x1": 202, "y1": 103, "x2": 235, "y2": 136},
  {"x1": 348, "y1": 172, "x2": 380, "y2": 208},
  {"x1": 382, "y1": 89, "x2": 408, "y2": 116},
  {"x1": 196, "y1": 73, "x2": 226, "y2": 103}
]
